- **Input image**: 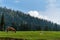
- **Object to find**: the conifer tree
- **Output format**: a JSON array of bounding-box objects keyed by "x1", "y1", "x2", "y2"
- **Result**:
[{"x1": 0, "y1": 13, "x2": 4, "y2": 31}]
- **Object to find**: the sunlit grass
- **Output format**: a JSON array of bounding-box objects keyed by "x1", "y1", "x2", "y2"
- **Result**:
[{"x1": 0, "y1": 31, "x2": 60, "y2": 40}]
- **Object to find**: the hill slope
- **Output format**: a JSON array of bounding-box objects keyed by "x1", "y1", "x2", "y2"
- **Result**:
[{"x1": 0, "y1": 7, "x2": 60, "y2": 31}]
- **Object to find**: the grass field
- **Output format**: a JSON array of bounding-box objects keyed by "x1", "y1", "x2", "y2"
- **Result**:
[{"x1": 0, "y1": 31, "x2": 60, "y2": 40}]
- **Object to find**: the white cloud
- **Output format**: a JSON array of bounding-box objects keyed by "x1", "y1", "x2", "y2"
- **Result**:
[
  {"x1": 45, "y1": 0, "x2": 60, "y2": 24},
  {"x1": 28, "y1": 11, "x2": 49, "y2": 20},
  {"x1": 28, "y1": 11, "x2": 39, "y2": 17},
  {"x1": 28, "y1": 0, "x2": 60, "y2": 24}
]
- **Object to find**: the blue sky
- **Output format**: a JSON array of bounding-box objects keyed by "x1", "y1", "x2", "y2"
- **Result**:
[
  {"x1": 0, "y1": 0, "x2": 60, "y2": 24},
  {"x1": 1, "y1": 0, "x2": 48, "y2": 12}
]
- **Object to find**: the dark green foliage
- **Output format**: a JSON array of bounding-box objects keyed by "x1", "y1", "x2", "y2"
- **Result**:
[
  {"x1": 44, "y1": 26, "x2": 49, "y2": 31},
  {"x1": 0, "y1": 13, "x2": 5, "y2": 31},
  {"x1": 0, "y1": 7, "x2": 60, "y2": 31}
]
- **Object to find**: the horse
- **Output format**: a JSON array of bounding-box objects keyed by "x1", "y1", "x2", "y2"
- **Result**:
[{"x1": 6, "y1": 26, "x2": 16, "y2": 33}]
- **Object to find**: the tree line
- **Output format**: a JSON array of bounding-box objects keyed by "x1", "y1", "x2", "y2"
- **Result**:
[{"x1": 0, "y1": 7, "x2": 60, "y2": 31}]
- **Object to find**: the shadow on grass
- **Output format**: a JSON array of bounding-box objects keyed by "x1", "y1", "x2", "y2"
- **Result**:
[
  {"x1": 0, "y1": 37, "x2": 60, "y2": 40},
  {"x1": 0, "y1": 37, "x2": 47, "y2": 40}
]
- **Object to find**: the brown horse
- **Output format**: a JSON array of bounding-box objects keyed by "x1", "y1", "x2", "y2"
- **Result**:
[{"x1": 6, "y1": 26, "x2": 16, "y2": 33}]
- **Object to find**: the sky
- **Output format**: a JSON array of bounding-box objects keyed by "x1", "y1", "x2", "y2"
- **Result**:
[{"x1": 0, "y1": 0, "x2": 60, "y2": 24}]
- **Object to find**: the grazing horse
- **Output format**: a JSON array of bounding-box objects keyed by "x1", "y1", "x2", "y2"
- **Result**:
[{"x1": 6, "y1": 26, "x2": 16, "y2": 33}]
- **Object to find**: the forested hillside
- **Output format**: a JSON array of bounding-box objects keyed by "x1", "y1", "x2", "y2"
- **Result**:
[{"x1": 0, "y1": 7, "x2": 60, "y2": 31}]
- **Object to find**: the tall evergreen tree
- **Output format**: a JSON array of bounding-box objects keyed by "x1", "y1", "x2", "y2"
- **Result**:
[{"x1": 0, "y1": 13, "x2": 4, "y2": 31}]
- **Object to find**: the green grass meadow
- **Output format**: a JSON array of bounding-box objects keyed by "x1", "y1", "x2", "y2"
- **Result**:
[{"x1": 0, "y1": 31, "x2": 60, "y2": 40}]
